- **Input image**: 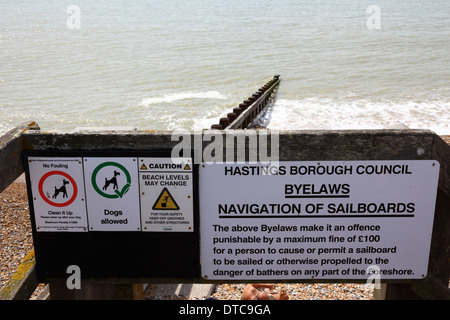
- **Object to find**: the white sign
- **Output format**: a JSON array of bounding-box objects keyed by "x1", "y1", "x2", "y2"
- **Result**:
[
  {"x1": 139, "y1": 157, "x2": 194, "y2": 232},
  {"x1": 199, "y1": 160, "x2": 440, "y2": 280},
  {"x1": 28, "y1": 157, "x2": 88, "y2": 232},
  {"x1": 83, "y1": 157, "x2": 141, "y2": 231}
]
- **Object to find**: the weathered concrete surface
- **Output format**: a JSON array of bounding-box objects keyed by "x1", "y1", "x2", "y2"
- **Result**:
[
  {"x1": 0, "y1": 122, "x2": 39, "y2": 193},
  {"x1": 0, "y1": 250, "x2": 37, "y2": 300},
  {"x1": 278, "y1": 129, "x2": 434, "y2": 161},
  {"x1": 21, "y1": 128, "x2": 434, "y2": 160},
  {"x1": 15, "y1": 127, "x2": 450, "y2": 300}
]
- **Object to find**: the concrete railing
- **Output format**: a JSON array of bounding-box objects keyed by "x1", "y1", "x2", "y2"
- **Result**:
[
  {"x1": 0, "y1": 122, "x2": 40, "y2": 300},
  {"x1": 1, "y1": 122, "x2": 449, "y2": 300}
]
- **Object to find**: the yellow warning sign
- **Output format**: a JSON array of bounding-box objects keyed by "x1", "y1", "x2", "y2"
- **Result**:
[
  {"x1": 152, "y1": 188, "x2": 180, "y2": 210},
  {"x1": 140, "y1": 163, "x2": 148, "y2": 170},
  {"x1": 184, "y1": 164, "x2": 191, "y2": 170}
]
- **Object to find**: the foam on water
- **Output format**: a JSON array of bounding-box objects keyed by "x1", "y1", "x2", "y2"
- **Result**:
[
  {"x1": 139, "y1": 91, "x2": 227, "y2": 106},
  {"x1": 267, "y1": 98, "x2": 450, "y2": 135}
]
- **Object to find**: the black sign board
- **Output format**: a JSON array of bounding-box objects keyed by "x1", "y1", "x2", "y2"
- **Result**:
[{"x1": 23, "y1": 150, "x2": 200, "y2": 281}]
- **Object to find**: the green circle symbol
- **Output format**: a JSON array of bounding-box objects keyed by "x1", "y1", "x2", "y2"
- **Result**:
[{"x1": 91, "y1": 162, "x2": 132, "y2": 199}]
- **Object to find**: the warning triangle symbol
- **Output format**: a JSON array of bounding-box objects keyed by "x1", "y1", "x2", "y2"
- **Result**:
[
  {"x1": 140, "y1": 163, "x2": 148, "y2": 170},
  {"x1": 152, "y1": 188, "x2": 180, "y2": 210},
  {"x1": 184, "y1": 164, "x2": 191, "y2": 170}
]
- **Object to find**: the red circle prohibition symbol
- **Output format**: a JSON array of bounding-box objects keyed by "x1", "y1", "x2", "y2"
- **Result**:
[{"x1": 38, "y1": 171, "x2": 78, "y2": 207}]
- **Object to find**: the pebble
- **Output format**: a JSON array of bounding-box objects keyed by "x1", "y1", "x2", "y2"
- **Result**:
[
  {"x1": 211, "y1": 283, "x2": 374, "y2": 300},
  {"x1": 0, "y1": 180, "x2": 48, "y2": 299},
  {"x1": 0, "y1": 182, "x2": 33, "y2": 288},
  {"x1": 0, "y1": 182, "x2": 34, "y2": 291},
  {"x1": 441, "y1": 135, "x2": 450, "y2": 145}
]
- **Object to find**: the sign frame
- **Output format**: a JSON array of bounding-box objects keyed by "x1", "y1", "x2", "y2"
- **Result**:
[
  {"x1": 139, "y1": 157, "x2": 194, "y2": 232},
  {"x1": 83, "y1": 156, "x2": 142, "y2": 231},
  {"x1": 27, "y1": 157, "x2": 88, "y2": 232},
  {"x1": 198, "y1": 160, "x2": 440, "y2": 281}
]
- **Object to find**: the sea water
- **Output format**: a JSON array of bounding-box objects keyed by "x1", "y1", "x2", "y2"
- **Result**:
[{"x1": 0, "y1": 0, "x2": 449, "y2": 134}]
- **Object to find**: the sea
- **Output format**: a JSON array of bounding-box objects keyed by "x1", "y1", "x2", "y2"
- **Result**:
[{"x1": 1, "y1": 0, "x2": 449, "y2": 135}]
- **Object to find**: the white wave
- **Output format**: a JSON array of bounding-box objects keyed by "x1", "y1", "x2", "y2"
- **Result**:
[
  {"x1": 268, "y1": 98, "x2": 450, "y2": 135},
  {"x1": 140, "y1": 91, "x2": 227, "y2": 106}
]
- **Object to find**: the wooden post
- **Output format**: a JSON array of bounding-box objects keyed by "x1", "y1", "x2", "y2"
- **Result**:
[
  {"x1": 219, "y1": 117, "x2": 230, "y2": 128},
  {"x1": 227, "y1": 113, "x2": 237, "y2": 123}
]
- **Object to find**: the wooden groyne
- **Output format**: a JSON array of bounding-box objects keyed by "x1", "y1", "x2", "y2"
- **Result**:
[{"x1": 210, "y1": 75, "x2": 280, "y2": 130}]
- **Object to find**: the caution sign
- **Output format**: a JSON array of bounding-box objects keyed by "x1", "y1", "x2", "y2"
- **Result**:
[
  {"x1": 199, "y1": 160, "x2": 440, "y2": 280},
  {"x1": 83, "y1": 157, "x2": 141, "y2": 231},
  {"x1": 27, "y1": 157, "x2": 88, "y2": 232},
  {"x1": 139, "y1": 157, "x2": 193, "y2": 232}
]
